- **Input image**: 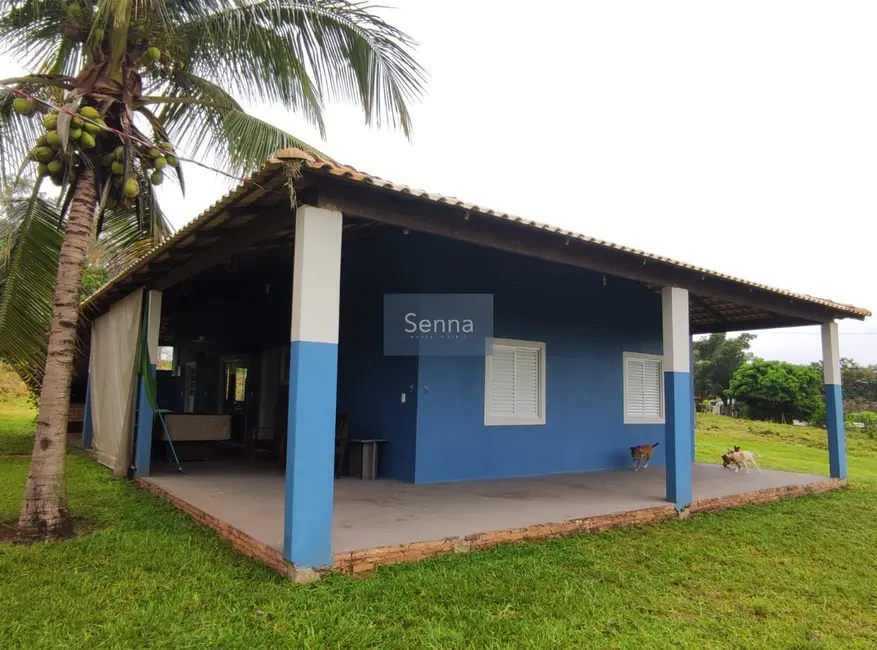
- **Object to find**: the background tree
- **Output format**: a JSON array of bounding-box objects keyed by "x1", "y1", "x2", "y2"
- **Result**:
[
  {"x1": 811, "y1": 358, "x2": 877, "y2": 414},
  {"x1": 727, "y1": 358, "x2": 822, "y2": 422},
  {"x1": 693, "y1": 333, "x2": 755, "y2": 410},
  {"x1": 0, "y1": 0, "x2": 425, "y2": 540}
]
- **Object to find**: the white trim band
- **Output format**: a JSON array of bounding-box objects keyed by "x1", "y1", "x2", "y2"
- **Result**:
[
  {"x1": 290, "y1": 206, "x2": 343, "y2": 345},
  {"x1": 662, "y1": 287, "x2": 690, "y2": 374},
  {"x1": 821, "y1": 322, "x2": 841, "y2": 386}
]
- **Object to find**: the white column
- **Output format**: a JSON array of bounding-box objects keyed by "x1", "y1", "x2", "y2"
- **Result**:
[
  {"x1": 284, "y1": 206, "x2": 343, "y2": 571},
  {"x1": 821, "y1": 322, "x2": 846, "y2": 479},
  {"x1": 662, "y1": 287, "x2": 692, "y2": 509}
]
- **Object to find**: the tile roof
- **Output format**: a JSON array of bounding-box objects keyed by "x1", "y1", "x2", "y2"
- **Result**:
[{"x1": 82, "y1": 148, "x2": 871, "y2": 321}]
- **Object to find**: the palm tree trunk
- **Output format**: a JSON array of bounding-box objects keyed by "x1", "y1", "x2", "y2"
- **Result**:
[{"x1": 17, "y1": 168, "x2": 96, "y2": 541}]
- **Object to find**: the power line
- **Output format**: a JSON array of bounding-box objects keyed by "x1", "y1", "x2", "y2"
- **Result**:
[{"x1": 1, "y1": 82, "x2": 269, "y2": 191}]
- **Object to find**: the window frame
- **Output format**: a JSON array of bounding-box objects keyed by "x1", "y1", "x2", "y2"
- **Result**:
[
  {"x1": 483, "y1": 337, "x2": 547, "y2": 427},
  {"x1": 623, "y1": 351, "x2": 665, "y2": 425}
]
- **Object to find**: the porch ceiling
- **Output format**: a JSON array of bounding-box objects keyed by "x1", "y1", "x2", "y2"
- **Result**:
[{"x1": 81, "y1": 149, "x2": 869, "y2": 336}]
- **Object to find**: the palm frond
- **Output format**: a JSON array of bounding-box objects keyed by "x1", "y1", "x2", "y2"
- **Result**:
[
  {"x1": 156, "y1": 94, "x2": 327, "y2": 177},
  {"x1": 98, "y1": 174, "x2": 172, "y2": 271},
  {"x1": 0, "y1": 192, "x2": 63, "y2": 391},
  {"x1": 175, "y1": 0, "x2": 424, "y2": 138},
  {"x1": 0, "y1": 0, "x2": 67, "y2": 72},
  {"x1": 0, "y1": 85, "x2": 47, "y2": 189}
]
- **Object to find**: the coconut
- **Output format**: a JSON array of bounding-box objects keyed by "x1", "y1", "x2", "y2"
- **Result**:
[
  {"x1": 150, "y1": 171, "x2": 163, "y2": 185},
  {"x1": 93, "y1": 27, "x2": 105, "y2": 42},
  {"x1": 79, "y1": 132, "x2": 96, "y2": 148},
  {"x1": 166, "y1": 154, "x2": 178, "y2": 168},
  {"x1": 144, "y1": 46, "x2": 161, "y2": 63},
  {"x1": 148, "y1": 148, "x2": 161, "y2": 159},
  {"x1": 113, "y1": 146, "x2": 125, "y2": 161},
  {"x1": 111, "y1": 161, "x2": 124, "y2": 175},
  {"x1": 47, "y1": 160, "x2": 63, "y2": 174},
  {"x1": 70, "y1": 127, "x2": 82, "y2": 141},
  {"x1": 154, "y1": 156, "x2": 167, "y2": 171},
  {"x1": 43, "y1": 113, "x2": 57, "y2": 130},
  {"x1": 68, "y1": 2, "x2": 82, "y2": 18},
  {"x1": 46, "y1": 131, "x2": 62, "y2": 149},
  {"x1": 36, "y1": 134, "x2": 48, "y2": 146},
  {"x1": 37, "y1": 162, "x2": 49, "y2": 176},
  {"x1": 35, "y1": 147, "x2": 55, "y2": 162},
  {"x1": 80, "y1": 106, "x2": 100, "y2": 120},
  {"x1": 13, "y1": 98, "x2": 35, "y2": 116},
  {"x1": 123, "y1": 177, "x2": 140, "y2": 198}
]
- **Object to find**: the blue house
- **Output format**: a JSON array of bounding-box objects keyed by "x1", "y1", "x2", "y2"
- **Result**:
[{"x1": 78, "y1": 148, "x2": 870, "y2": 575}]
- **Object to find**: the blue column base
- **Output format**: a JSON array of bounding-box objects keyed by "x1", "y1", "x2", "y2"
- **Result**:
[
  {"x1": 82, "y1": 376, "x2": 93, "y2": 449},
  {"x1": 134, "y1": 364, "x2": 156, "y2": 478},
  {"x1": 665, "y1": 371, "x2": 693, "y2": 510},
  {"x1": 825, "y1": 384, "x2": 847, "y2": 479},
  {"x1": 284, "y1": 341, "x2": 338, "y2": 569},
  {"x1": 689, "y1": 370, "x2": 696, "y2": 464}
]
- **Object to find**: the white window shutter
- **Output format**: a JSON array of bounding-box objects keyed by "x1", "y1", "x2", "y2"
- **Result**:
[
  {"x1": 642, "y1": 358, "x2": 662, "y2": 418},
  {"x1": 626, "y1": 357, "x2": 645, "y2": 418},
  {"x1": 514, "y1": 346, "x2": 540, "y2": 418},
  {"x1": 625, "y1": 353, "x2": 663, "y2": 421},
  {"x1": 486, "y1": 340, "x2": 545, "y2": 425},
  {"x1": 488, "y1": 345, "x2": 516, "y2": 418}
]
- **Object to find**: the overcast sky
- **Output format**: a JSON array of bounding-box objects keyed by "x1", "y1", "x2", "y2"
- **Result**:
[{"x1": 7, "y1": 2, "x2": 876, "y2": 364}]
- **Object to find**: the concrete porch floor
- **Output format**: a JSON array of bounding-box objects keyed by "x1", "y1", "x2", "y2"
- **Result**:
[{"x1": 144, "y1": 463, "x2": 828, "y2": 556}]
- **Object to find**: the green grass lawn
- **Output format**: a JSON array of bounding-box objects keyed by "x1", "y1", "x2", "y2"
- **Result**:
[
  {"x1": 0, "y1": 398, "x2": 36, "y2": 455},
  {"x1": 2, "y1": 408, "x2": 877, "y2": 649}
]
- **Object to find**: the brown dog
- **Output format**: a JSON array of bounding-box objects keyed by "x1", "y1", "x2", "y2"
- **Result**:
[
  {"x1": 721, "y1": 446, "x2": 741, "y2": 469},
  {"x1": 725, "y1": 449, "x2": 760, "y2": 473},
  {"x1": 630, "y1": 442, "x2": 659, "y2": 471}
]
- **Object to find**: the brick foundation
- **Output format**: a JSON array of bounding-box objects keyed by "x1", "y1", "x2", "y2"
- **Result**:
[
  {"x1": 138, "y1": 476, "x2": 845, "y2": 579},
  {"x1": 688, "y1": 477, "x2": 845, "y2": 514},
  {"x1": 137, "y1": 479, "x2": 290, "y2": 577},
  {"x1": 334, "y1": 478, "x2": 845, "y2": 574}
]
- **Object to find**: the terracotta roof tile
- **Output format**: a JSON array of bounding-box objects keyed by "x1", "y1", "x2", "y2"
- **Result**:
[{"x1": 82, "y1": 148, "x2": 872, "y2": 320}]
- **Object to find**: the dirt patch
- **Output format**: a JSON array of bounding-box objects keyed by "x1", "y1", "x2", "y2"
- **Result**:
[{"x1": 0, "y1": 519, "x2": 96, "y2": 545}]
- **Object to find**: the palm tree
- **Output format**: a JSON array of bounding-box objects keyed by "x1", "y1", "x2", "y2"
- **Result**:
[{"x1": 0, "y1": 0, "x2": 425, "y2": 540}]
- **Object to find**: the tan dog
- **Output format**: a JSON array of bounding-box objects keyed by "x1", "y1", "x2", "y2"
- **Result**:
[
  {"x1": 721, "y1": 445, "x2": 740, "y2": 468},
  {"x1": 630, "y1": 442, "x2": 659, "y2": 471},
  {"x1": 726, "y1": 449, "x2": 760, "y2": 473}
]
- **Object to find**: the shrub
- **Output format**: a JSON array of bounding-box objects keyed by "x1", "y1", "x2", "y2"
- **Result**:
[
  {"x1": 0, "y1": 360, "x2": 29, "y2": 402},
  {"x1": 847, "y1": 411, "x2": 877, "y2": 437},
  {"x1": 810, "y1": 402, "x2": 827, "y2": 428}
]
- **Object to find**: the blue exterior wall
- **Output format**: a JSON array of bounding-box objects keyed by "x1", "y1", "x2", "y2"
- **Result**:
[
  {"x1": 336, "y1": 231, "x2": 420, "y2": 481},
  {"x1": 341, "y1": 229, "x2": 666, "y2": 484},
  {"x1": 158, "y1": 226, "x2": 670, "y2": 486}
]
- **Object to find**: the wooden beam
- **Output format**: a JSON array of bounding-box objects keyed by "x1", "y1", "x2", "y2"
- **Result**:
[
  {"x1": 690, "y1": 294, "x2": 726, "y2": 323},
  {"x1": 312, "y1": 177, "x2": 847, "y2": 324},
  {"x1": 692, "y1": 316, "x2": 814, "y2": 335},
  {"x1": 154, "y1": 207, "x2": 293, "y2": 291}
]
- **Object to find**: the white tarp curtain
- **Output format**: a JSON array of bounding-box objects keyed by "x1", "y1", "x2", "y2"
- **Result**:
[{"x1": 89, "y1": 288, "x2": 143, "y2": 476}]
